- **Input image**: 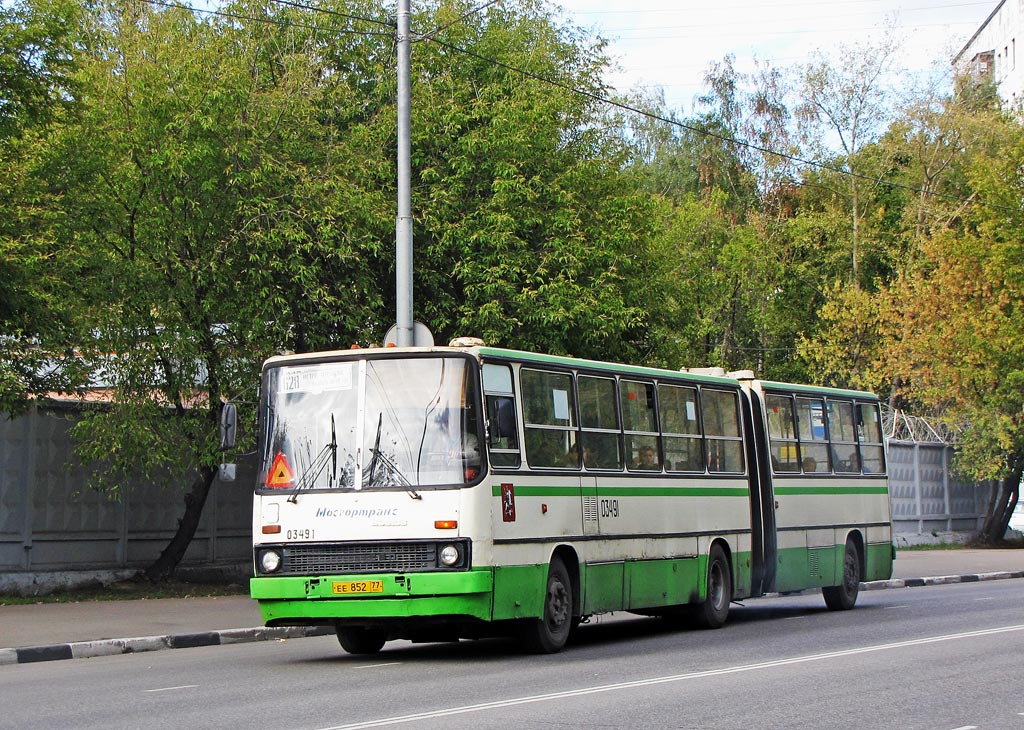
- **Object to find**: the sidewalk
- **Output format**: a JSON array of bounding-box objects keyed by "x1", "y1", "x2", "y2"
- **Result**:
[{"x1": 3, "y1": 549, "x2": 1023, "y2": 665}]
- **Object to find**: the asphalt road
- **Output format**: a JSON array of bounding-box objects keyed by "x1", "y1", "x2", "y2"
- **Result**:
[{"x1": 3, "y1": 580, "x2": 1023, "y2": 730}]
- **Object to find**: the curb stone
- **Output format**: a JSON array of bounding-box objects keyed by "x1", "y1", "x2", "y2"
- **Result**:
[
  {"x1": 0, "y1": 625, "x2": 333, "y2": 666},
  {"x1": 4, "y1": 571, "x2": 1023, "y2": 665}
]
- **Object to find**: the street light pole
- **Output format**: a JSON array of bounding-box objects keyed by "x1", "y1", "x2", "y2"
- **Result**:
[{"x1": 395, "y1": 0, "x2": 414, "y2": 347}]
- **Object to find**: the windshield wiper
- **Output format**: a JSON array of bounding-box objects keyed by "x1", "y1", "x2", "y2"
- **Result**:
[
  {"x1": 364, "y1": 413, "x2": 383, "y2": 488},
  {"x1": 364, "y1": 413, "x2": 421, "y2": 499},
  {"x1": 287, "y1": 417, "x2": 338, "y2": 504},
  {"x1": 372, "y1": 449, "x2": 421, "y2": 499}
]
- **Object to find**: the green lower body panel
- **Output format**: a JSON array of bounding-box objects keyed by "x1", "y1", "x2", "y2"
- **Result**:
[
  {"x1": 864, "y1": 542, "x2": 895, "y2": 581},
  {"x1": 581, "y1": 552, "x2": 751, "y2": 614},
  {"x1": 251, "y1": 570, "x2": 494, "y2": 625},
  {"x1": 491, "y1": 563, "x2": 548, "y2": 621},
  {"x1": 582, "y1": 562, "x2": 627, "y2": 614},
  {"x1": 252, "y1": 549, "x2": 765, "y2": 628},
  {"x1": 775, "y1": 545, "x2": 837, "y2": 592},
  {"x1": 625, "y1": 557, "x2": 702, "y2": 610},
  {"x1": 774, "y1": 541, "x2": 895, "y2": 592}
]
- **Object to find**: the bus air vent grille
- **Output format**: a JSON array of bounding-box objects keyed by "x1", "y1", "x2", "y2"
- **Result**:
[{"x1": 282, "y1": 542, "x2": 438, "y2": 573}]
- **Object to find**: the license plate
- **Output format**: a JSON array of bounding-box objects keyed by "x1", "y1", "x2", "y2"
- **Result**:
[{"x1": 332, "y1": 580, "x2": 385, "y2": 595}]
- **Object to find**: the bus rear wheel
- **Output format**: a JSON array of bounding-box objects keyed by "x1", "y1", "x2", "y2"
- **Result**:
[
  {"x1": 336, "y1": 626, "x2": 387, "y2": 655},
  {"x1": 693, "y1": 544, "x2": 731, "y2": 629},
  {"x1": 823, "y1": 539, "x2": 861, "y2": 611},
  {"x1": 521, "y1": 557, "x2": 574, "y2": 654}
]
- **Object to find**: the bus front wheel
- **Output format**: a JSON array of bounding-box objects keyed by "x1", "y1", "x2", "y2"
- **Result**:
[
  {"x1": 336, "y1": 626, "x2": 387, "y2": 655},
  {"x1": 823, "y1": 539, "x2": 861, "y2": 611},
  {"x1": 521, "y1": 557, "x2": 574, "y2": 653}
]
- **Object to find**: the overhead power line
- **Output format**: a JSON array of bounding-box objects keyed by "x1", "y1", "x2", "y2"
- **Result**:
[
  {"x1": 423, "y1": 34, "x2": 1019, "y2": 214},
  {"x1": 265, "y1": 0, "x2": 394, "y2": 29},
  {"x1": 143, "y1": 0, "x2": 393, "y2": 36},
  {"x1": 141, "y1": 0, "x2": 1017, "y2": 215},
  {"x1": 416, "y1": 0, "x2": 503, "y2": 42}
]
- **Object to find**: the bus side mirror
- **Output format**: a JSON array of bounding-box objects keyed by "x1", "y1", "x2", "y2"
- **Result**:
[{"x1": 220, "y1": 402, "x2": 237, "y2": 451}]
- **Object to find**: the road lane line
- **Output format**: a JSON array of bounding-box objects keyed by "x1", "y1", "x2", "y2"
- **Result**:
[
  {"x1": 353, "y1": 663, "x2": 402, "y2": 670},
  {"x1": 314, "y1": 624, "x2": 1024, "y2": 730},
  {"x1": 144, "y1": 685, "x2": 199, "y2": 693}
]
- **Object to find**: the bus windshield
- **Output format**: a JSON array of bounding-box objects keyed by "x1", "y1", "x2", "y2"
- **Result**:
[{"x1": 259, "y1": 356, "x2": 481, "y2": 492}]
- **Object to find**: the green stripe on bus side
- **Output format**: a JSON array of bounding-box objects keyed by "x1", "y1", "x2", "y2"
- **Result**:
[
  {"x1": 773, "y1": 486, "x2": 889, "y2": 495},
  {"x1": 491, "y1": 485, "x2": 749, "y2": 498}
]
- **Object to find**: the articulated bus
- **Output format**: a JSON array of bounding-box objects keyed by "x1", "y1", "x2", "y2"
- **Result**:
[{"x1": 244, "y1": 341, "x2": 893, "y2": 654}]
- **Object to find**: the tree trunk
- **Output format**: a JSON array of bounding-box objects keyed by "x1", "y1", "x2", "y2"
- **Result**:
[
  {"x1": 144, "y1": 464, "x2": 218, "y2": 581},
  {"x1": 977, "y1": 460, "x2": 1022, "y2": 544}
]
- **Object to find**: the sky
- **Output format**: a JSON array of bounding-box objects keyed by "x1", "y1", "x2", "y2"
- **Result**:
[{"x1": 548, "y1": 0, "x2": 1000, "y2": 113}]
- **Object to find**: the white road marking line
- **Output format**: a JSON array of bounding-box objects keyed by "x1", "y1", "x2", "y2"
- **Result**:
[
  {"x1": 949, "y1": 726, "x2": 977, "y2": 729},
  {"x1": 314, "y1": 624, "x2": 1024, "y2": 730},
  {"x1": 353, "y1": 663, "x2": 402, "y2": 670},
  {"x1": 144, "y1": 685, "x2": 199, "y2": 693},
  {"x1": 883, "y1": 605, "x2": 909, "y2": 609}
]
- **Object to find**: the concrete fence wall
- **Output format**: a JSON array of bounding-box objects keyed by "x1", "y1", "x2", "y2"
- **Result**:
[
  {"x1": 0, "y1": 407, "x2": 991, "y2": 578},
  {"x1": 0, "y1": 404, "x2": 253, "y2": 576},
  {"x1": 887, "y1": 440, "x2": 991, "y2": 543}
]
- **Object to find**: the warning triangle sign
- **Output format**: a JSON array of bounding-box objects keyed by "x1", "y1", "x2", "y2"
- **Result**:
[{"x1": 266, "y1": 452, "x2": 295, "y2": 488}]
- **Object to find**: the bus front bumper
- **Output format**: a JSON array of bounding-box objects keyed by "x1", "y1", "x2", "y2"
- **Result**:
[{"x1": 250, "y1": 569, "x2": 494, "y2": 624}]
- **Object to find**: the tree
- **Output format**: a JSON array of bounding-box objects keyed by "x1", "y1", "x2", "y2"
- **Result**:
[
  {"x1": 0, "y1": 0, "x2": 90, "y2": 414},
  {"x1": 795, "y1": 38, "x2": 897, "y2": 286},
  {"x1": 31, "y1": 0, "x2": 399, "y2": 578},
  {"x1": 382, "y1": 0, "x2": 661, "y2": 361},
  {"x1": 7, "y1": 0, "x2": 673, "y2": 578},
  {"x1": 881, "y1": 101, "x2": 1024, "y2": 542}
]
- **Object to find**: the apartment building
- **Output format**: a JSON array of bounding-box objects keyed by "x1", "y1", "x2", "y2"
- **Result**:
[{"x1": 954, "y1": 0, "x2": 1023, "y2": 107}]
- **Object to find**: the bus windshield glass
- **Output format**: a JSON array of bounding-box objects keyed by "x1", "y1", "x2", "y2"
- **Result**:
[{"x1": 259, "y1": 356, "x2": 481, "y2": 491}]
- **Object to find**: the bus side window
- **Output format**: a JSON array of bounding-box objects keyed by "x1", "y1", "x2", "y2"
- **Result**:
[
  {"x1": 522, "y1": 369, "x2": 579, "y2": 469},
  {"x1": 857, "y1": 402, "x2": 886, "y2": 474},
  {"x1": 795, "y1": 397, "x2": 830, "y2": 473},
  {"x1": 766, "y1": 394, "x2": 799, "y2": 472},
  {"x1": 483, "y1": 363, "x2": 521, "y2": 469},
  {"x1": 621, "y1": 380, "x2": 661, "y2": 472},
  {"x1": 827, "y1": 400, "x2": 859, "y2": 473},
  {"x1": 579, "y1": 375, "x2": 623, "y2": 470},
  {"x1": 703, "y1": 389, "x2": 744, "y2": 473},
  {"x1": 660, "y1": 383, "x2": 704, "y2": 472}
]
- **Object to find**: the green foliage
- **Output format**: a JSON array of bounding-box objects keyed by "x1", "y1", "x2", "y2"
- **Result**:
[
  {"x1": 882, "y1": 107, "x2": 1024, "y2": 483},
  {"x1": 0, "y1": 0, "x2": 81, "y2": 137},
  {"x1": 3, "y1": 0, "x2": 1024, "y2": 546},
  {"x1": 0, "y1": 0, "x2": 93, "y2": 413},
  {"x1": 798, "y1": 281, "x2": 887, "y2": 393},
  {"x1": 407, "y1": 0, "x2": 656, "y2": 360}
]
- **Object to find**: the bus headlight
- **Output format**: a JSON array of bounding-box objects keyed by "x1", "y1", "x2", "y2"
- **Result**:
[
  {"x1": 259, "y1": 549, "x2": 283, "y2": 573},
  {"x1": 439, "y1": 544, "x2": 461, "y2": 567}
]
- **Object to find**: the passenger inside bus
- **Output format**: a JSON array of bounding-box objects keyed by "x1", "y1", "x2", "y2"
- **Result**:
[{"x1": 630, "y1": 445, "x2": 660, "y2": 470}]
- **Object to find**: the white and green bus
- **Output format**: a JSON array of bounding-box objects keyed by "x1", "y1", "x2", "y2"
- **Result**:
[{"x1": 244, "y1": 341, "x2": 893, "y2": 654}]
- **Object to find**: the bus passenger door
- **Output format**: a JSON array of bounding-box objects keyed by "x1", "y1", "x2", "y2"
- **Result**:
[{"x1": 742, "y1": 388, "x2": 777, "y2": 595}]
